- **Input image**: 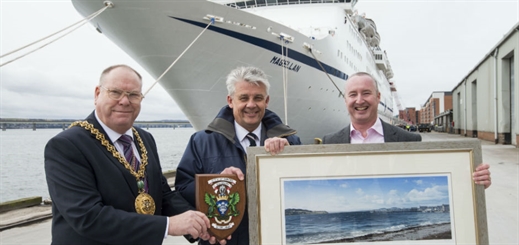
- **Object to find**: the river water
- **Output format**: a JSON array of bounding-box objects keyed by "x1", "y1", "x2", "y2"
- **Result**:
[{"x1": 0, "y1": 127, "x2": 195, "y2": 203}]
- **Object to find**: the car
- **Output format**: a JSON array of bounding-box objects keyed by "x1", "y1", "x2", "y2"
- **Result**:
[
  {"x1": 396, "y1": 124, "x2": 406, "y2": 130},
  {"x1": 418, "y1": 124, "x2": 432, "y2": 132}
]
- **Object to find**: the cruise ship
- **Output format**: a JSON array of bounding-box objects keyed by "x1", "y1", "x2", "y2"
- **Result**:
[{"x1": 71, "y1": 0, "x2": 397, "y2": 144}]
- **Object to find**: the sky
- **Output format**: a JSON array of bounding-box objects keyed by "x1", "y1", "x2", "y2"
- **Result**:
[
  {"x1": 283, "y1": 175, "x2": 450, "y2": 213},
  {"x1": 1, "y1": 0, "x2": 518, "y2": 120}
]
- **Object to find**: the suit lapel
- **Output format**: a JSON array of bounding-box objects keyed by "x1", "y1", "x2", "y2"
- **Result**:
[
  {"x1": 260, "y1": 124, "x2": 267, "y2": 146},
  {"x1": 343, "y1": 126, "x2": 351, "y2": 144},
  {"x1": 87, "y1": 112, "x2": 139, "y2": 196},
  {"x1": 382, "y1": 120, "x2": 397, "y2": 143}
]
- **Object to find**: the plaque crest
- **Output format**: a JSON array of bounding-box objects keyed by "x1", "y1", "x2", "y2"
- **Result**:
[{"x1": 196, "y1": 174, "x2": 246, "y2": 240}]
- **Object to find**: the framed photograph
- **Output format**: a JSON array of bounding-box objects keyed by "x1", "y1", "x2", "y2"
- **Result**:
[{"x1": 246, "y1": 140, "x2": 488, "y2": 245}]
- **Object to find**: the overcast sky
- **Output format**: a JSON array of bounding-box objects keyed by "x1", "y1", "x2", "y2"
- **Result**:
[{"x1": 1, "y1": 0, "x2": 518, "y2": 120}]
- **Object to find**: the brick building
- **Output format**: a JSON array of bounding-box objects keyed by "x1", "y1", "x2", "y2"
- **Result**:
[{"x1": 420, "y1": 92, "x2": 453, "y2": 127}]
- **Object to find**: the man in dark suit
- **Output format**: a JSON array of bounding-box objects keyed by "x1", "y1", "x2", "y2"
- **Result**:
[
  {"x1": 44, "y1": 65, "x2": 220, "y2": 244},
  {"x1": 321, "y1": 72, "x2": 491, "y2": 188}
]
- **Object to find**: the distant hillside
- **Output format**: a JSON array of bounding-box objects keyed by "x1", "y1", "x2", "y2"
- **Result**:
[{"x1": 285, "y1": 208, "x2": 328, "y2": 216}]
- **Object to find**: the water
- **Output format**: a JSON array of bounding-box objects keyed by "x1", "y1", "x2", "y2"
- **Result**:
[
  {"x1": 285, "y1": 211, "x2": 451, "y2": 244},
  {"x1": 0, "y1": 127, "x2": 195, "y2": 203}
]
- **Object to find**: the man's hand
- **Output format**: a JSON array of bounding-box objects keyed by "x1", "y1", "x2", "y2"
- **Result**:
[
  {"x1": 208, "y1": 235, "x2": 232, "y2": 245},
  {"x1": 264, "y1": 137, "x2": 289, "y2": 155},
  {"x1": 473, "y1": 163, "x2": 491, "y2": 189},
  {"x1": 221, "y1": 166, "x2": 244, "y2": 181},
  {"x1": 168, "y1": 211, "x2": 210, "y2": 238}
]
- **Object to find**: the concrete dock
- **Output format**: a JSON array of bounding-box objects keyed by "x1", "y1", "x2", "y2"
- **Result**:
[{"x1": 0, "y1": 132, "x2": 517, "y2": 244}]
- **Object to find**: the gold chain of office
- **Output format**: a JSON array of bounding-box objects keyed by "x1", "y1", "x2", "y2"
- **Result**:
[{"x1": 68, "y1": 121, "x2": 149, "y2": 180}]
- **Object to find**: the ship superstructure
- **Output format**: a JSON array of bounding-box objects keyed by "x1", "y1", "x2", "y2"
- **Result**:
[{"x1": 72, "y1": 0, "x2": 396, "y2": 143}]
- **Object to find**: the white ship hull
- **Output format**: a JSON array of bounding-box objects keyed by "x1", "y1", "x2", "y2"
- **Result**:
[{"x1": 71, "y1": 0, "x2": 396, "y2": 143}]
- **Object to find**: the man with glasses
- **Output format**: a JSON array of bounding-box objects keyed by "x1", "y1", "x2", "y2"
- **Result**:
[{"x1": 44, "y1": 65, "x2": 225, "y2": 245}]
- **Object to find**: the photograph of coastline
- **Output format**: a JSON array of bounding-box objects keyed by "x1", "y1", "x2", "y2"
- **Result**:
[{"x1": 282, "y1": 175, "x2": 453, "y2": 244}]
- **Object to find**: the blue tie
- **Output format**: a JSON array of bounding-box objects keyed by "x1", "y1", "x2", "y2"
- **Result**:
[{"x1": 246, "y1": 133, "x2": 258, "y2": 147}]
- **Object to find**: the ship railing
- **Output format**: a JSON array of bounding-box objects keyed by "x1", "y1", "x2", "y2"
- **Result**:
[{"x1": 223, "y1": 0, "x2": 352, "y2": 10}]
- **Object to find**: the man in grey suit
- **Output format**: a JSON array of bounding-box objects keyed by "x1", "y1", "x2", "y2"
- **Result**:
[
  {"x1": 322, "y1": 72, "x2": 491, "y2": 188},
  {"x1": 44, "y1": 65, "x2": 223, "y2": 244}
]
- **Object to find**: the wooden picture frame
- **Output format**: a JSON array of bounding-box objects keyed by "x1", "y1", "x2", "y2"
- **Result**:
[{"x1": 246, "y1": 140, "x2": 488, "y2": 245}]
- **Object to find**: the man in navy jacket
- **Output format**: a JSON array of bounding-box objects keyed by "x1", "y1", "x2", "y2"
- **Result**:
[{"x1": 175, "y1": 66, "x2": 301, "y2": 245}]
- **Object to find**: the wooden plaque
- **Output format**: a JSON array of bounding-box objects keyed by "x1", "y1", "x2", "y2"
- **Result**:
[{"x1": 196, "y1": 174, "x2": 246, "y2": 240}]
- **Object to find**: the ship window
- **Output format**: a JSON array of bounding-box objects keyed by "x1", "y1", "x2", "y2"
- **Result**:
[
  {"x1": 236, "y1": 2, "x2": 246, "y2": 8},
  {"x1": 279, "y1": 0, "x2": 289, "y2": 5},
  {"x1": 289, "y1": 0, "x2": 299, "y2": 4},
  {"x1": 245, "y1": 1, "x2": 256, "y2": 8},
  {"x1": 266, "y1": 0, "x2": 277, "y2": 5}
]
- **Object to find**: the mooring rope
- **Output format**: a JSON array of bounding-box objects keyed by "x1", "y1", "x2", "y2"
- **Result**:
[
  {"x1": 2, "y1": 0, "x2": 214, "y2": 102},
  {"x1": 280, "y1": 38, "x2": 289, "y2": 125},
  {"x1": 143, "y1": 18, "x2": 215, "y2": 96},
  {"x1": 0, "y1": 3, "x2": 112, "y2": 67},
  {"x1": 308, "y1": 47, "x2": 344, "y2": 98}
]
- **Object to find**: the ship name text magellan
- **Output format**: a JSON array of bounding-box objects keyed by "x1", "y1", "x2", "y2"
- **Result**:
[{"x1": 270, "y1": 56, "x2": 301, "y2": 72}]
